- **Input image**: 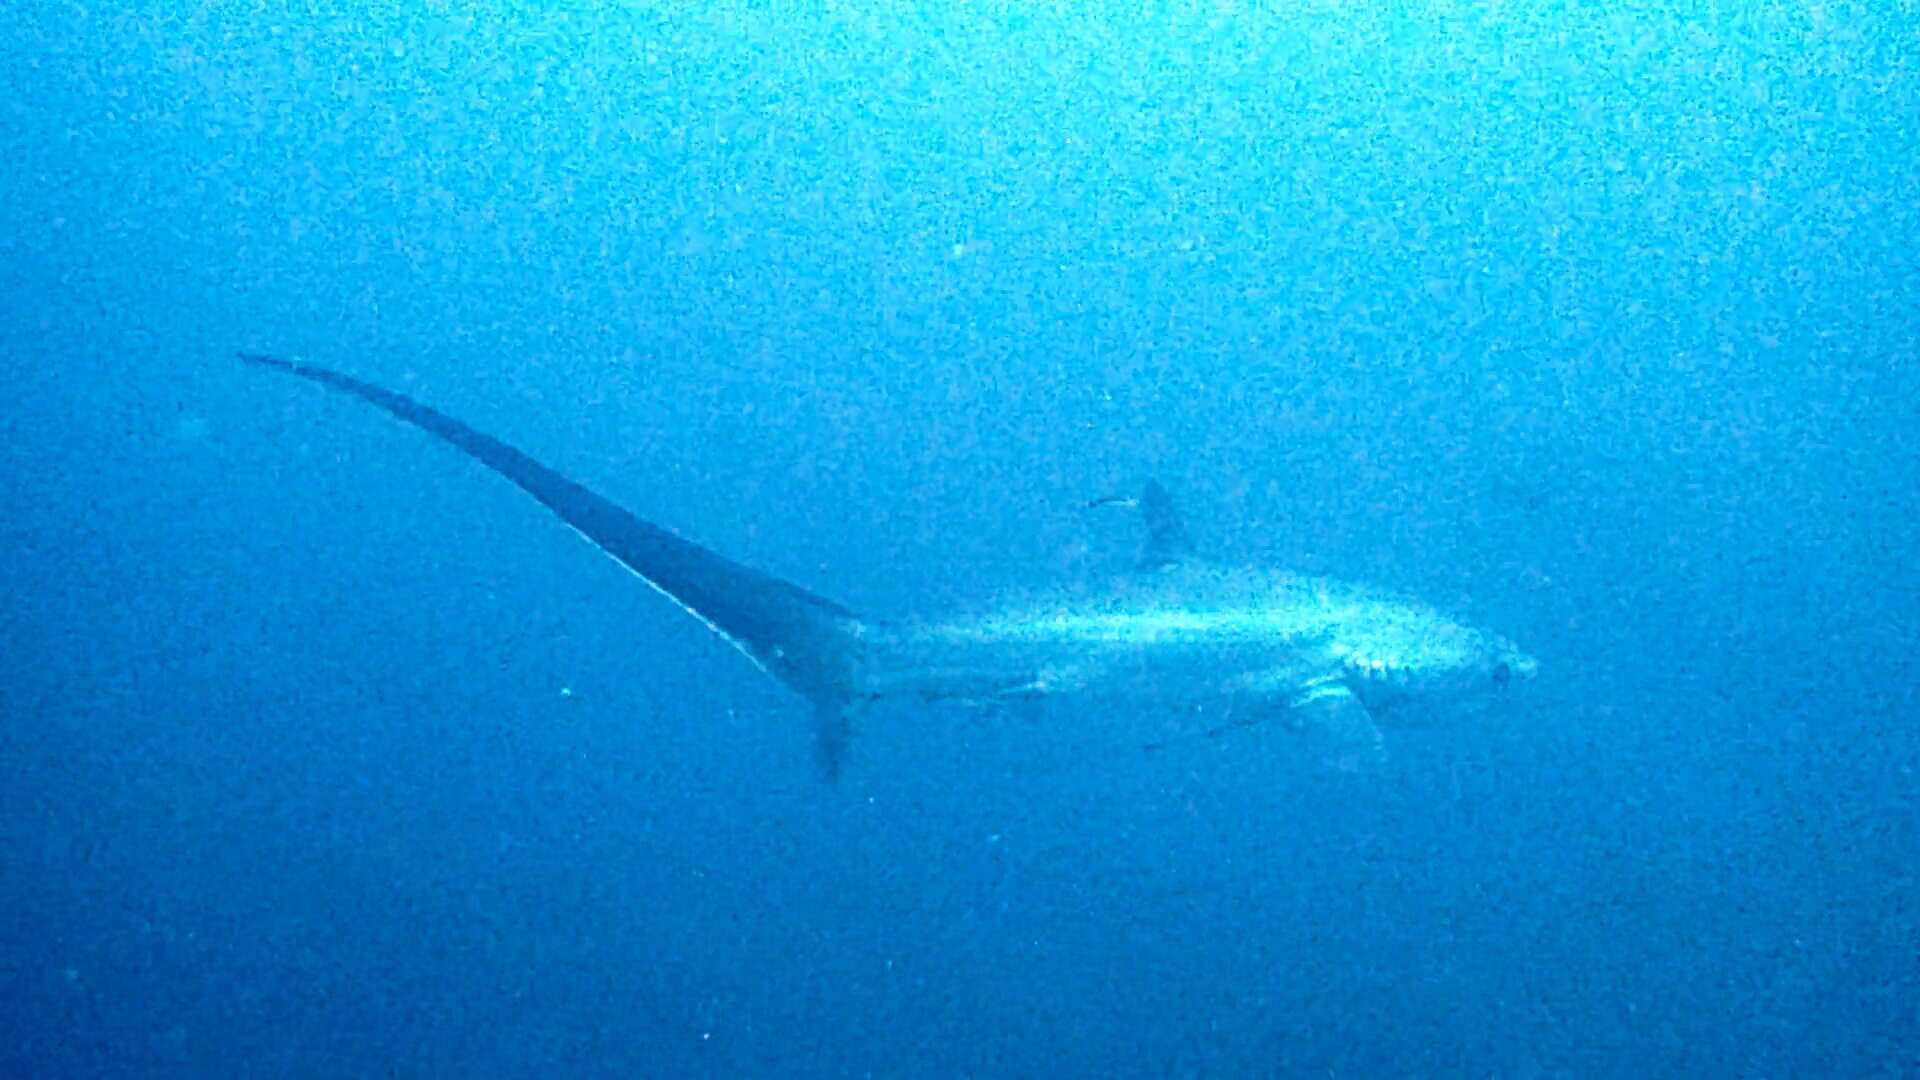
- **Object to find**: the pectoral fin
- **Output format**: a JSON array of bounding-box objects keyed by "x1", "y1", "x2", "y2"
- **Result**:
[
  {"x1": 1141, "y1": 671, "x2": 1385, "y2": 767},
  {"x1": 1289, "y1": 678, "x2": 1387, "y2": 772}
]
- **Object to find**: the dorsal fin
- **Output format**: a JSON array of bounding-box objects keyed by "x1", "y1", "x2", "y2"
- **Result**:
[{"x1": 1087, "y1": 479, "x2": 1193, "y2": 570}]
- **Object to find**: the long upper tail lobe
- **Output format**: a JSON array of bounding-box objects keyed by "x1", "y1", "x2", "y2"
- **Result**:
[{"x1": 241, "y1": 352, "x2": 870, "y2": 779}]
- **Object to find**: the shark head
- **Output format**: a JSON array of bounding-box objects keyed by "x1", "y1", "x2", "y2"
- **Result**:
[{"x1": 1331, "y1": 601, "x2": 1538, "y2": 714}]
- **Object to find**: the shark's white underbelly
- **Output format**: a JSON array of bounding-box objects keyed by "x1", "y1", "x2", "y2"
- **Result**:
[{"x1": 869, "y1": 607, "x2": 1343, "y2": 709}]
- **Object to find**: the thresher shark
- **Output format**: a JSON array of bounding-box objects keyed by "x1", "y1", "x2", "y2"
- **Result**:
[{"x1": 242, "y1": 353, "x2": 1537, "y2": 781}]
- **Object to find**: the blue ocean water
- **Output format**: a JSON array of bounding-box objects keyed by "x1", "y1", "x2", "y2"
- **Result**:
[{"x1": 4, "y1": 5, "x2": 1915, "y2": 1076}]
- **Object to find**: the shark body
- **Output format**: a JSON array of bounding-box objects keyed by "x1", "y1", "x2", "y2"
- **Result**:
[{"x1": 242, "y1": 353, "x2": 1537, "y2": 779}]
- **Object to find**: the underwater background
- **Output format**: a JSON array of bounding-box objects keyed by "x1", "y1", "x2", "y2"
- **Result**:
[{"x1": 4, "y1": 4, "x2": 1915, "y2": 1076}]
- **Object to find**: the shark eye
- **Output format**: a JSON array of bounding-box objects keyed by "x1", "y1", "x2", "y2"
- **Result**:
[{"x1": 1492, "y1": 662, "x2": 1512, "y2": 686}]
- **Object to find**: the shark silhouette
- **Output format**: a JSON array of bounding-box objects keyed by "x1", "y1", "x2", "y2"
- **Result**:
[{"x1": 241, "y1": 353, "x2": 1537, "y2": 780}]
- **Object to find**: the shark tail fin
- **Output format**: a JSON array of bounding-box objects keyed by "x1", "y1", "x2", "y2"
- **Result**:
[
  {"x1": 241, "y1": 352, "x2": 872, "y2": 781},
  {"x1": 812, "y1": 700, "x2": 859, "y2": 783}
]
